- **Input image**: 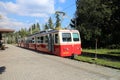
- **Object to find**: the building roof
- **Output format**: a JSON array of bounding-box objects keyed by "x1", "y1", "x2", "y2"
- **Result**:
[{"x1": 0, "y1": 29, "x2": 14, "y2": 33}]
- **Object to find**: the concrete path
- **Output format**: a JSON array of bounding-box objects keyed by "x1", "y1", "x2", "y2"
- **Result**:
[{"x1": 0, "y1": 44, "x2": 120, "y2": 80}]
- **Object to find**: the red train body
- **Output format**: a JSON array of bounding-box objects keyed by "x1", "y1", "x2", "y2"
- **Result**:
[{"x1": 18, "y1": 29, "x2": 82, "y2": 57}]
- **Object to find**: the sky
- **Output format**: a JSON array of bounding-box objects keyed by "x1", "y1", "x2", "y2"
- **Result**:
[{"x1": 0, "y1": 0, "x2": 76, "y2": 31}]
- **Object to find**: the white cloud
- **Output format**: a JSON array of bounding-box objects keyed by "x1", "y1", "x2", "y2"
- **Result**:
[
  {"x1": 0, "y1": 0, "x2": 55, "y2": 17},
  {"x1": 59, "y1": 0, "x2": 66, "y2": 3},
  {"x1": 0, "y1": 15, "x2": 30, "y2": 31},
  {"x1": 0, "y1": 0, "x2": 55, "y2": 31}
]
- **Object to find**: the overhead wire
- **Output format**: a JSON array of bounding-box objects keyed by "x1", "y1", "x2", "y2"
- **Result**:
[
  {"x1": 52, "y1": 2, "x2": 76, "y2": 28},
  {"x1": 62, "y1": 3, "x2": 76, "y2": 28},
  {"x1": 62, "y1": 3, "x2": 76, "y2": 11}
]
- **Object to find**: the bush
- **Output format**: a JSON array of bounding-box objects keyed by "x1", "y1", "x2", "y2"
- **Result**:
[{"x1": 107, "y1": 44, "x2": 120, "y2": 49}]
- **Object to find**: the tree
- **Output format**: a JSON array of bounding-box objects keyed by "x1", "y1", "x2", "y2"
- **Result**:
[
  {"x1": 29, "y1": 23, "x2": 41, "y2": 34},
  {"x1": 48, "y1": 17, "x2": 54, "y2": 29},
  {"x1": 36, "y1": 22, "x2": 41, "y2": 31},
  {"x1": 19, "y1": 28, "x2": 29, "y2": 38},
  {"x1": 32, "y1": 24, "x2": 36, "y2": 30},
  {"x1": 33, "y1": 23, "x2": 40, "y2": 33},
  {"x1": 70, "y1": 18, "x2": 76, "y2": 29},
  {"x1": 14, "y1": 31, "x2": 19, "y2": 43},
  {"x1": 104, "y1": 0, "x2": 120, "y2": 48},
  {"x1": 75, "y1": 0, "x2": 120, "y2": 48},
  {"x1": 44, "y1": 23, "x2": 49, "y2": 30},
  {"x1": 75, "y1": 0, "x2": 102, "y2": 48},
  {"x1": 6, "y1": 33, "x2": 13, "y2": 44},
  {"x1": 98, "y1": 0, "x2": 120, "y2": 48}
]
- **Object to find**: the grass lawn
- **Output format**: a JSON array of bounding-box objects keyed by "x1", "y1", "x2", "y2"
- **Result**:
[
  {"x1": 75, "y1": 49, "x2": 120, "y2": 69},
  {"x1": 75, "y1": 56, "x2": 120, "y2": 69}
]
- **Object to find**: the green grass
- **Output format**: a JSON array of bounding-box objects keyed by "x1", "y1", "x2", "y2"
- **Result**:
[
  {"x1": 83, "y1": 49, "x2": 120, "y2": 56},
  {"x1": 79, "y1": 49, "x2": 120, "y2": 69},
  {"x1": 75, "y1": 56, "x2": 120, "y2": 69}
]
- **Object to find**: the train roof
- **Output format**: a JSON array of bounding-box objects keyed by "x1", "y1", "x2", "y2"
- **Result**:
[{"x1": 27, "y1": 29, "x2": 79, "y2": 37}]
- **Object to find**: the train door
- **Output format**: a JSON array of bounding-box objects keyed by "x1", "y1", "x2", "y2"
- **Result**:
[{"x1": 48, "y1": 34, "x2": 54, "y2": 53}]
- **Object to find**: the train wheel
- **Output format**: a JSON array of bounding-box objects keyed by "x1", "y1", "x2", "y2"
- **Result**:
[{"x1": 70, "y1": 54, "x2": 78, "y2": 59}]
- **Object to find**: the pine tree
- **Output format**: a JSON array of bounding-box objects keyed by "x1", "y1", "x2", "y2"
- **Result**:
[
  {"x1": 30, "y1": 23, "x2": 41, "y2": 34},
  {"x1": 75, "y1": 0, "x2": 102, "y2": 48},
  {"x1": 44, "y1": 23, "x2": 49, "y2": 30},
  {"x1": 36, "y1": 22, "x2": 40, "y2": 31},
  {"x1": 75, "y1": 0, "x2": 120, "y2": 48},
  {"x1": 48, "y1": 17, "x2": 54, "y2": 29}
]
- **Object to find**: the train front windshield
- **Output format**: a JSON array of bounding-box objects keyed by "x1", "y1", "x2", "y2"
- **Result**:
[
  {"x1": 62, "y1": 33, "x2": 72, "y2": 42},
  {"x1": 62, "y1": 33, "x2": 80, "y2": 42},
  {"x1": 72, "y1": 33, "x2": 80, "y2": 41}
]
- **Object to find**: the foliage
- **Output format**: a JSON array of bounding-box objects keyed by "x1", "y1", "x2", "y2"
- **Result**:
[
  {"x1": 19, "y1": 28, "x2": 29, "y2": 38},
  {"x1": 36, "y1": 22, "x2": 41, "y2": 31},
  {"x1": 70, "y1": 18, "x2": 76, "y2": 29},
  {"x1": 3, "y1": 22, "x2": 41, "y2": 44},
  {"x1": 44, "y1": 23, "x2": 49, "y2": 30},
  {"x1": 30, "y1": 23, "x2": 40, "y2": 34},
  {"x1": 4, "y1": 33, "x2": 15, "y2": 44},
  {"x1": 74, "y1": 0, "x2": 120, "y2": 48},
  {"x1": 48, "y1": 17, "x2": 54, "y2": 29}
]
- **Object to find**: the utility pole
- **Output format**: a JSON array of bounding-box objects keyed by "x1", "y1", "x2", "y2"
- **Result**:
[
  {"x1": 55, "y1": 11, "x2": 65, "y2": 29},
  {"x1": 55, "y1": 11, "x2": 65, "y2": 23},
  {"x1": 55, "y1": 11, "x2": 65, "y2": 18}
]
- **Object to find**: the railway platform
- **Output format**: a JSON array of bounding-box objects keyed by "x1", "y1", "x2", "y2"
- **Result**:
[{"x1": 0, "y1": 44, "x2": 120, "y2": 80}]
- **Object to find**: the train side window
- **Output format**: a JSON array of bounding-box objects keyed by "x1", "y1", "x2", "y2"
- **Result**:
[
  {"x1": 37, "y1": 37, "x2": 40, "y2": 43},
  {"x1": 26, "y1": 40, "x2": 29, "y2": 43},
  {"x1": 72, "y1": 33, "x2": 80, "y2": 41},
  {"x1": 29, "y1": 40, "x2": 32, "y2": 43},
  {"x1": 55, "y1": 34, "x2": 58, "y2": 43},
  {"x1": 45, "y1": 35, "x2": 48, "y2": 43},
  {"x1": 40, "y1": 36, "x2": 44, "y2": 43},
  {"x1": 32, "y1": 38, "x2": 34, "y2": 43},
  {"x1": 62, "y1": 33, "x2": 71, "y2": 42}
]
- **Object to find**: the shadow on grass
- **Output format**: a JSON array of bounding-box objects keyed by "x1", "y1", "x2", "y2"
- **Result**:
[
  {"x1": 0, "y1": 66, "x2": 6, "y2": 74},
  {"x1": 108, "y1": 52, "x2": 120, "y2": 55},
  {"x1": 82, "y1": 52, "x2": 120, "y2": 61}
]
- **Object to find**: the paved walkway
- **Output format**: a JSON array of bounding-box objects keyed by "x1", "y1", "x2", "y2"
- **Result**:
[{"x1": 0, "y1": 44, "x2": 120, "y2": 80}]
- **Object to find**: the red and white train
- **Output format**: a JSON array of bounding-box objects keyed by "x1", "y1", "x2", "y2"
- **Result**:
[{"x1": 18, "y1": 29, "x2": 82, "y2": 58}]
